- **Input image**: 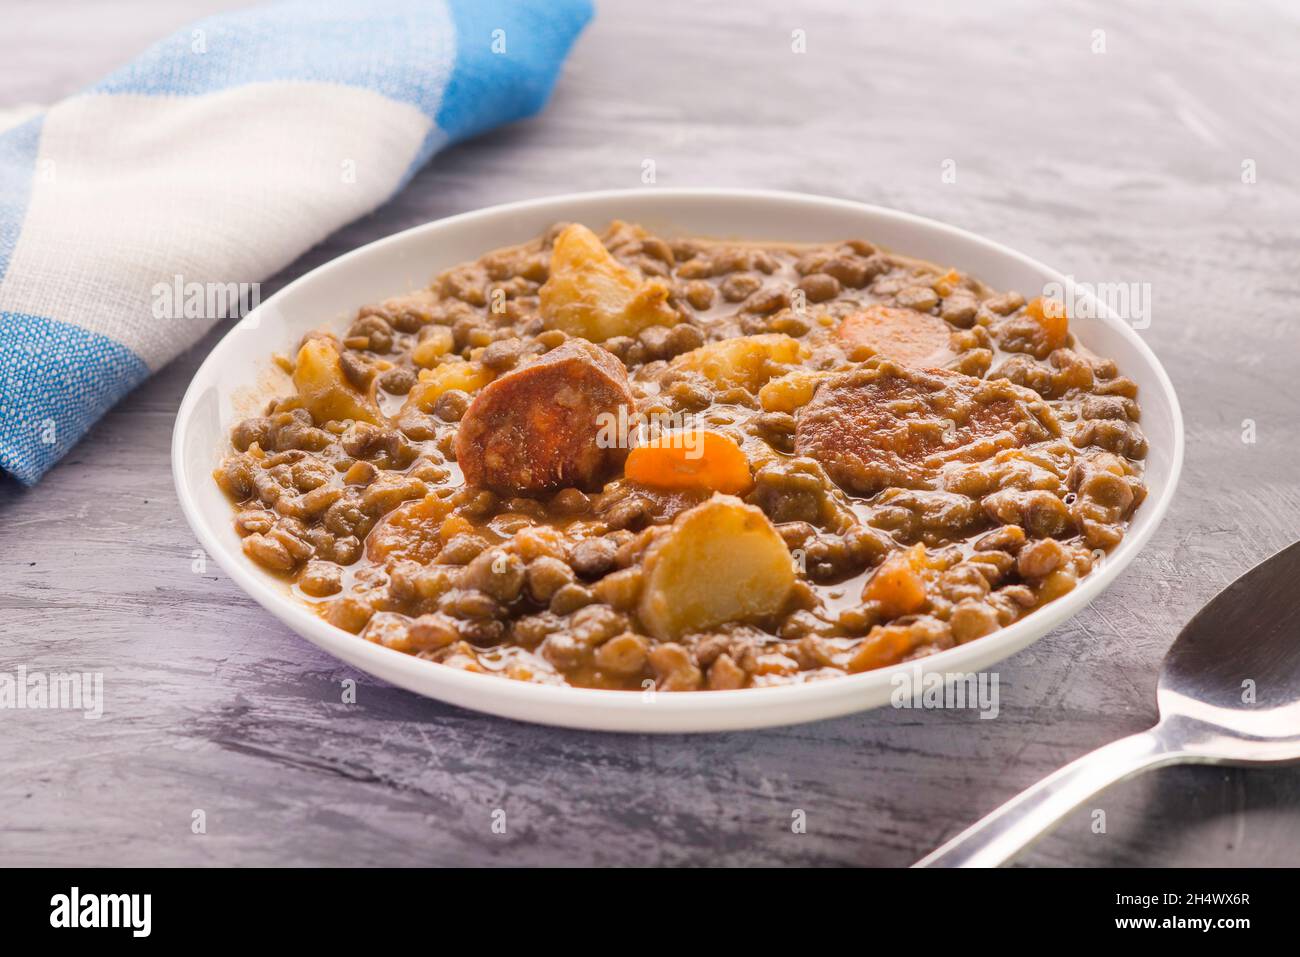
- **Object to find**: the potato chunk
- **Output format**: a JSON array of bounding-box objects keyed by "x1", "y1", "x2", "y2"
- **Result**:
[
  {"x1": 292, "y1": 337, "x2": 380, "y2": 425},
  {"x1": 366, "y1": 494, "x2": 453, "y2": 565},
  {"x1": 539, "y1": 223, "x2": 678, "y2": 341},
  {"x1": 671, "y1": 333, "x2": 809, "y2": 392},
  {"x1": 758, "y1": 369, "x2": 830, "y2": 413},
  {"x1": 638, "y1": 495, "x2": 795, "y2": 640},
  {"x1": 411, "y1": 327, "x2": 455, "y2": 368},
  {"x1": 399, "y1": 358, "x2": 494, "y2": 414}
]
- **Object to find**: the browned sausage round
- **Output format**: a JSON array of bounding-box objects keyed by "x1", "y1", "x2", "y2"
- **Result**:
[
  {"x1": 455, "y1": 339, "x2": 635, "y2": 494},
  {"x1": 795, "y1": 358, "x2": 1060, "y2": 495}
]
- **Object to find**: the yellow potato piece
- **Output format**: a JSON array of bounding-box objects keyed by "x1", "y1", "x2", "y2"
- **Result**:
[
  {"x1": 638, "y1": 494, "x2": 795, "y2": 641},
  {"x1": 672, "y1": 334, "x2": 809, "y2": 392},
  {"x1": 758, "y1": 369, "x2": 829, "y2": 413},
  {"x1": 400, "y1": 358, "x2": 494, "y2": 415},
  {"x1": 539, "y1": 223, "x2": 678, "y2": 341},
  {"x1": 292, "y1": 337, "x2": 380, "y2": 425},
  {"x1": 411, "y1": 326, "x2": 455, "y2": 368},
  {"x1": 366, "y1": 494, "x2": 453, "y2": 565}
]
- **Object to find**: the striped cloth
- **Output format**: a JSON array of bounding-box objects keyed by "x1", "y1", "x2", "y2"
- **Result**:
[{"x1": 0, "y1": 0, "x2": 592, "y2": 485}]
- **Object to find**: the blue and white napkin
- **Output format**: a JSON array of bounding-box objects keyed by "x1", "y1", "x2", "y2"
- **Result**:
[{"x1": 0, "y1": 0, "x2": 592, "y2": 485}]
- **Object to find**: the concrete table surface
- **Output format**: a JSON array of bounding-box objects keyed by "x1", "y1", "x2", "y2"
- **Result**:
[{"x1": 2, "y1": 0, "x2": 1298, "y2": 866}]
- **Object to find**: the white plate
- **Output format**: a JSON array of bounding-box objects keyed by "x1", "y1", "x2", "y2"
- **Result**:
[{"x1": 173, "y1": 189, "x2": 1183, "y2": 733}]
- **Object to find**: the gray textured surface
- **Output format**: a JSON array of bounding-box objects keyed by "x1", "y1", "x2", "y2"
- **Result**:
[{"x1": 2, "y1": 0, "x2": 1298, "y2": 867}]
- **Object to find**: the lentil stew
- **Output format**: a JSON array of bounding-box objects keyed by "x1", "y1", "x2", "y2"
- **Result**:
[{"x1": 214, "y1": 221, "x2": 1148, "y2": 691}]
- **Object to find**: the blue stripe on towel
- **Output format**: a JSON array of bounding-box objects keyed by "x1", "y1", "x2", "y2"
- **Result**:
[
  {"x1": 91, "y1": 0, "x2": 593, "y2": 143},
  {"x1": 0, "y1": 313, "x2": 150, "y2": 486},
  {"x1": 437, "y1": 0, "x2": 594, "y2": 143},
  {"x1": 92, "y1": 0, "x2": 457, "y2": 120}
]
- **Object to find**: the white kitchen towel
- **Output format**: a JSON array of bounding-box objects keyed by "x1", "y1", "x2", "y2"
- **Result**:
[{"x1": 0, "y1": 0, "x2": 592, "y2": 485}]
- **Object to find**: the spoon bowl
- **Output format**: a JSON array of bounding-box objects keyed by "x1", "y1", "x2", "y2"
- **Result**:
[{"x1": 1156, "y1": 539, "x2": 1300, "y2": 760}]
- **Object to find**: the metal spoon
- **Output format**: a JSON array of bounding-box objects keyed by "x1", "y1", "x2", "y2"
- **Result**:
[{"x1": 915, "y1": 539, "x2": 1300, "y2": 867}]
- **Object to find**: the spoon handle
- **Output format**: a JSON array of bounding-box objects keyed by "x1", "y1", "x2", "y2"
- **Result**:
[{"x1": 913, "y1": 728, "x2": 1187, "y2": 867}]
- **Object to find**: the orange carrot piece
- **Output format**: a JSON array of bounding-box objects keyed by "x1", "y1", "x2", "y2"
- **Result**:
[
  {"x1": 845, "y1": 622, "x2": 932, "y2": 673},
  {"x1": 625, "y1": 429, "x2": 752, "y2": 495},
  {"x1": 932, "y1": 269, "x2": 963, "y2": 297},
  {"x1": 861, "y1": 544, "x2": 929, "y2": 618},
  {"x1": 1025, "y1": 296, "x2": 1069, "y2": 352}
]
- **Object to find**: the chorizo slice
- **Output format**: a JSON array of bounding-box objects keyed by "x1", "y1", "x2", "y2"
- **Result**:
[
  {"x1": 794, "y1": 358, "x2": 1060, "y2": 495},
  {"x1": 836, "y1": 303, "x2": 955, "y2": 367},
  {"x1": 455, "y1": 339, "x2": 635, "y2": 494}
]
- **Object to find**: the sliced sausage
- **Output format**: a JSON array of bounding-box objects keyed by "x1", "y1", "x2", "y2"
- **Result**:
[
  {"x1": 455, "y1": 339, "x2": 634, "y2": 494},
  {"x1": 836, "y1": 303, "x2": 955, "y2": 366},
  {"x1": 794, "y1": 358, "x2": 1060, "y2": 495}
]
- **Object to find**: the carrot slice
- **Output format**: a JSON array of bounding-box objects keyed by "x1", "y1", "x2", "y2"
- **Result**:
[
  {"x1": 1024, "y1": 296, "x2": 1069, "y2": 352},
  {"x1": 837, "y1": 303, "x2": 954, "y2": 366},
  {"x1": 625, "y1": 429, "x2": 753, "y2": 495},
  {"x1": 932, "y1": 268, "x2": 963, "y2": 297},
  {"x1": 861, "y1": 544, "x2": 929, "y2": 618}
]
